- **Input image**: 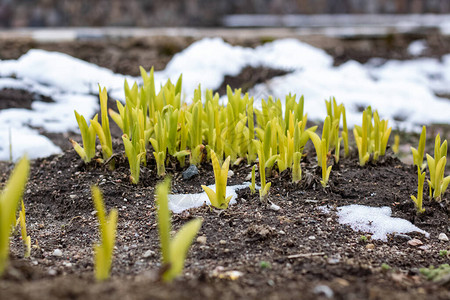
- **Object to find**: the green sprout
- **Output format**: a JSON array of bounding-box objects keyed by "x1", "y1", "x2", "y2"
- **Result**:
[
  {"x1": 381, "y1": 263, "x2": 392, "y2": 271},
  {"x1": 18, "y1": 201, "x2": 31, "y2": 258},
  {"x1": 308, "y1": 118, "x2": 332, "y2": 187},
  {"x1": 91, "y1": 87, "x2": 114, "y2": 168},
  {"x1": 411, "y1": 167, "x2": 426, "y2": 214},
  {"x1": 201, "y1": 151, "x2": 232, "y2": 209},
  {"x1": 0, "y1": 156, "x2": 29, "y2": 275},
  {"x1": 426, "y1": 134, "x2": 450, "y2": 202},
  {"x1": 70, "y1": 111, "x2": 97, "y2": 163},
  {"x1": 156, "y1": 178, "x2": 202, "y2": 281},
  {"x1": 122, "y1": 133, "x2": 146, "y2": 184},
  {"x1": 439, "y1": 250, "x2": 448, "y2": 257},
  {"x1": 393, "y1": 134, "x2": 400, "y2": 154},
  {"x1": 249, "y1": 165, "x2": 256, "y2": 194},
  {"x1": 91, "y1": 186, "x2": 118, "y2": 281},
  {"x1": 411, "y1": 126, "x2": 426, "y2": 171},
  {"x1": 353, "y1": 108, "x2": 371, "y2": 166}
]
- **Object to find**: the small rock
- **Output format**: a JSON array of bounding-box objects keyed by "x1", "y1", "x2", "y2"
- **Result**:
[
  {"x1": 228, "y1": 170, "x2": 234, "y2": 178},
  {"x1": 182, "y1": 165, "x2": 199, "y2": 180},
  {"x1": 69, "y1": 194, "x2": 76, "y2": 199},
  {"x1": 52, "y1": 249, "x2": 63, "y2": 257},
  {"x1": 48, "y1": 269, "x2": 57, "y2": 276},
  {"x1": 269, "y1": 202, "x2": 281, "y2": 211},
  {"x1": 143, "y1": 250, "x2": 155, "y2": 258},
  {"x1": 197, "y1": 235, "x2": 207, "y2": 244},
  {"x1": 408, "y1": 238, "x2": 423, "y2": 247},
  {"x1": 366, "y1": 243, "x2": 375, "y2": 250},
  {"x1": 394, "y1": 233, "x2": 412, "y2": 241},
  {"x1": 418, "y1": 245, "x2": 430, "y2": 250},
  {"x1": 308, "y1": 236, "x2": 316, "y2": 240},
  {"x1": 327, "y1": 257, "x2": 340, "y2": 264},
  {"x1": 245, "y1": 172, "x2": 252, "y2": 181},
  {"x1": 219, "y1": 240, "x2": 226, "y2": 245},
  {"x1": 439, "y1": 233, "x2": 449, "y2": 242},
  {"x1": 313, "y1": 285, "x2": 334, "y2": 298},
  {"x1": 63, "y1": 261, "x2": 72, "y2": 267}
]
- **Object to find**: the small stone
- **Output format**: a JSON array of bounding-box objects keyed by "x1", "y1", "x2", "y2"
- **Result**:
[
  {"x1": 439, "y1": 233, "x2": 449, "y2": 242},
  {"x1": 182, "y1": 165, "x2": 199, "y2": 180},
  {"x1": 143, "y1": 250, "x2": 155, "y2": 258},
  {"x1": 313, "y1": 285, "x2": 334, "y2": 298},
  {"x1": 408, "y1": 238, "x2": 423, "y2": 247},
  {"x1": 219, "y1": 240, "x2": 226, "y2": 245},
  {"x1": 227, "y1": 170, "x2": 234, "y2": 178},
  {"x1": 327, "y1": 257, "x2": 340, "y2": 264},
  {"x1": 63, "y1": 261, "x2": 72, "y2": 267},
  {"x1": 308, "y1": 236, "x2": 316, "y2": 240},
  {"x1": 418, "y1": 245, "x2": 430, "y2": 250},
  {"x1": 48, "y1": 269, "x2": 57, "y2": 276},
  {"x1": 366, "y1": 243, "x2": 375, "y2": 250},
  {"x1": 52, "y1": 249, "x2": 63, "y2": 257},
  {"x1": 394, "y1": 233, "x2": 412, "y2": 241},
  {"x1": 69, "y1": 194, "x2": 76, "y2": 199},
  {"x1": 245, "y1": 172, "x2": 252, "y2": 181},
  {"x1": 197, "y1": 235, "x2": 207, "y2": 244},
  {"x1": 269, "y1": 202, "x2": 281, "y2": 211}
]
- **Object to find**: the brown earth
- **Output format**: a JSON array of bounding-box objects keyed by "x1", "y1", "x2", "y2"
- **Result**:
[
  {"x1": 0, "y1": 33, "x2": 450, "y2": 299},
  {"x1": 0, "y1": 131, "x2": 449, "y2": 300}
]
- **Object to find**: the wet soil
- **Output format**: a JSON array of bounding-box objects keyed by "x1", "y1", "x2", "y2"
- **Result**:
[
  {"x1": 0, "y1": 135, "x2": 449, "y2": 300},
  {"x1": 1, "y1": 32, "x2": 450, "y2": 299}
]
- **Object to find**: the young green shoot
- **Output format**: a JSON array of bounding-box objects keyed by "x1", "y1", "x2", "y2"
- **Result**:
[
  {"x1": 91, "y1": 186, "x2": 118, "y2": 281},
  {"x1": 249, "y1": 165, "x2": 256, "y2": 194},
  {"x1": 0, "y1": 157, "x2": 29, "y2": 275},
  {"x1": 201, "y1": 151, "x2": 232, "y2": 209},
  {"x1": 393, "y1": 134, "x2": 400, "y2": 154},
  {"x1": 18, "y1": 201, "x2": 31, "y2": 258},
  {"x1": 308, "y1": 127, "x2": 332, "y2": 187},
  {"x1": 411, "y1": 126, "x2": 426, "y2": 171},
  {"x1": 353, "y1": 108, "x2": 371, "y2": 166},
  {"x1": 71, "y1": 112, "x2": 97, "y2": 163},
  {"x1": 122, "y1": 134, "x2": 146, "y2": 184},
  {"x1": 426, "y1": 134, "x2": 450, "y2": 202},
  {"x1": 411, "y1": 167, "x2": 426, "y2": 214},
  {"x1": 156, "y1": 178, "x2": 202, "y2": 281},
  {"x1": 91, "y1": 87, "x2": 114, "y2": 168},
  {"x1": 292, "y1": 152, "x2": 302, "y2": 183}
]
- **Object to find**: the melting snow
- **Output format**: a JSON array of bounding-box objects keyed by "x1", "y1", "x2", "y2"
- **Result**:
[
  {"x1": 1, "y1": 38, "x2": 450, "y2": 160},
  {"x1": 320, "y1": 204, "x2": 429, "y2": 241},
  {"x1": 168, "y1": 183, "x2": 249, "y2": 213}
]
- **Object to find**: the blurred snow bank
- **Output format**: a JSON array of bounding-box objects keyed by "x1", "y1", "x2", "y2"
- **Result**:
[{"x1": 1, "y1": 38, "x2": 450, "y2": 160}]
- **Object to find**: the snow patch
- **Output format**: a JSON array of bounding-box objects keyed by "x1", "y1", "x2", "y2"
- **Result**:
[
  {"x1": 168, "y1": 183, "x2": 249, "y2": 214},
  {"x1": 320, "y1": 204, "x2": 429, "y2": 241}
]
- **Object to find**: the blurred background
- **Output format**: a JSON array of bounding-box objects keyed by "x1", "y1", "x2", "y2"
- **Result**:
[{"x1": 0, "y1": 0, "x2": 449, "y2": 27}]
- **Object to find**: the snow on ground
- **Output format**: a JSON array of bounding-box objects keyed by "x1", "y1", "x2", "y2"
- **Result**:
[
  {"x1": 0, "y1": 37, "x2": 450, "y2": 160},
  {"x1": 319, "y1": 204, "x2": 429, "y2": 241},
  {"x1": 168, "y1": 183, "x2": 249, "y2": 213}
]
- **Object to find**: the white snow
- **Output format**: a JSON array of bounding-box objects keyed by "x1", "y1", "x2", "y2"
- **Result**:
[
  {"x1": 1, "y1": 37, "x2": 450, "y2": 160},
  {"x1": 407, "y1": 40, "x2": 427, "y2": 56},
  {"x1": 325, "y1": 204, "x2": 429, "y2": 241},
  {"x1": 168, "y1": 183, "x2": 249, "y2": 213}
]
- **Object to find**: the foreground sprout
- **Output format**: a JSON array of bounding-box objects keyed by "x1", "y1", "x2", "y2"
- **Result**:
[
  {"x1": 0, "y1": 157, "x2": 29, "y2": 275},
  {"x1": 92, "y1": 186, "x2": 118, "y2": 281},
  {"x1": 156, "y1": 178, "x2": 202, "y2": 281}
]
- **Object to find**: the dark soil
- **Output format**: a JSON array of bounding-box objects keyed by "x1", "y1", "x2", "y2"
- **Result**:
[
  {"x1": 0, "y1": 88, "x2": 53, "y2": 110},
  {"x1": 214, "y1": 66, "x2": 289, "y2": 95},
  {"x1": 1, "y1": 32, "x2": 450, "y2": 300},
  {"x1": 0, "y1": 134, "x2": 449, "y2": 300}
]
